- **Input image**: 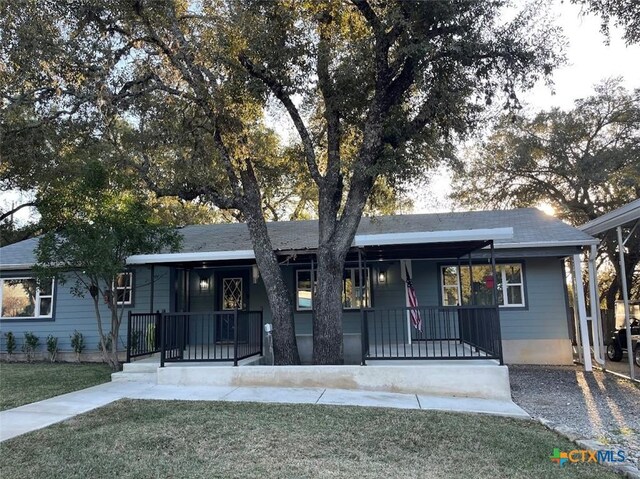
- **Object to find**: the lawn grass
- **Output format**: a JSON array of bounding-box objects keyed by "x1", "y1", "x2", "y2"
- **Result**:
[
  {"x1": 0, "y1": 400, "x2": 619, "y2": 479},
  {"x1": 0, "y1": 362, "x2": 112, "y2": 411}
]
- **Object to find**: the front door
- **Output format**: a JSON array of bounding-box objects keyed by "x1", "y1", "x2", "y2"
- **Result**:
[{"x1": 216, "y1": 271, "x2": 249, "y2": 341}]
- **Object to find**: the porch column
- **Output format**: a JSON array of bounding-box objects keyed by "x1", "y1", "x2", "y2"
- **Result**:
[
  {"x1": 572, "y1": 253, "x2": 593, "y2": 372},
  {"x1": 587, "y1": 245, "x2": 605, "y2": 366},
  {"x1": 616, "y1": 226, "x2": 635, "y2": 380}
]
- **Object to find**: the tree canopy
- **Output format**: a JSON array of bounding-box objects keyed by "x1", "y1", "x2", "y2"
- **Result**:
[
  {"x1": 451, "y1": 79, "x2": 640, "y2": 305},
  {"x1": 34, "y1": 160, "x2": 181, "y2": 370},
  {"x1": 2, "y1": 0, "x2": 564, "y2": 364}
]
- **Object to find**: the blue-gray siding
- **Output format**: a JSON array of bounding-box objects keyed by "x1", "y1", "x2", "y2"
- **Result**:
[{"x1": 0, "y1": 255, "x2": 570, "y2": 354}]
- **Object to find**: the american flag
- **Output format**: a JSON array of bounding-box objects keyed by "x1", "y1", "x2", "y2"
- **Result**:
[{"x1": 405, "y1": 265, "x2": 422, "y2": 332}]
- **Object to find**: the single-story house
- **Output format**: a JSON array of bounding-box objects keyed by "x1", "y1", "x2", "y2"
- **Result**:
[{"x1": 0, "y1": 208, "x2": 599, "y2": 365}]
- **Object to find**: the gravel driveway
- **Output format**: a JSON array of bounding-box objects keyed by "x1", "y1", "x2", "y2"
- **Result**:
[{"x1": 509, "y1": 365, "x2": 640, "y2": 469}]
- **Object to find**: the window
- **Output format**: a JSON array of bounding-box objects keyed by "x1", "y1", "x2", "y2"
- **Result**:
[
  {"x1": 441, "y1": 264, "x2": 525, "y2": 307},
  {"x1": 296, "y1": 268, "x2": 371, "y2": 311},
  {"x1": 114, "y1": 272, "x2": 133, "y2": 305},
  {"x1": 222, "y1": 277, "x2": 243, "y2": 310},
  {"x1": 0, "y1": 278, "x2": 55, "y2": 319}
]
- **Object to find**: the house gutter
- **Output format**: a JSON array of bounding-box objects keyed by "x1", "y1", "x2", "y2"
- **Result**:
[
  {"x1": 126, "y1": 250, "x2": 256, "y2": 265},
  {"x1": 353, "y1": 227, "x2": 514, "y2": 247}
]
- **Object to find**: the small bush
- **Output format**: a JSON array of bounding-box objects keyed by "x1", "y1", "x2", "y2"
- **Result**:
[
  {"x1": 22, "y1": 332, "x2": 40, "y2": 362},
  {"x1": 4, "y1": 331, "x2": 16, "y2": 357},
  {"x1": 130, "y1": 330, "x2": 141, "y2": 354},
  {"x1": 70, "y1": 330, "x2": 85, "y2": 361},
  {"x1": 98, "y1": 335, "x2": 112, "y2": 352},
  {"x1": 46, "y1": 335, "x2": 59, "y2": 362}
]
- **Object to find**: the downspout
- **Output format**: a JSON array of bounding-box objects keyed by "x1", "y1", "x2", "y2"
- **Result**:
[
  {"x1": 588, "y1": 245, "x2": 605, "y2": 366},
  {"x1": 573, "y1": 253, "x2": 593, "y2": 371},
  {"x1": 616, "y1": 226, "x2": 635, "y2": 381}
]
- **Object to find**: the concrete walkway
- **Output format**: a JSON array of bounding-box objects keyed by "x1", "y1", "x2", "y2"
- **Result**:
[{"x1": 0, "y1": 382, "x2": 529, "y2": 442}]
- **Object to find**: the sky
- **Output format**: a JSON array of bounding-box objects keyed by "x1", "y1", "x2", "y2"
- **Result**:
[
  {"x1": 3, "y1": 0, "x2": 640, "y2": 224},
  {"x1": 414, "y1": 0, "x2": 640, "y2": 214}
]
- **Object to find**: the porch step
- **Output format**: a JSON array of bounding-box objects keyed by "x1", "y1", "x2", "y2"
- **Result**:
[
  {"x1": 111, "y1": 371, "x2": 157, "y2": 383},
  {"x1": 122, "y1": 362, "x2": 159, "y2": 374}
]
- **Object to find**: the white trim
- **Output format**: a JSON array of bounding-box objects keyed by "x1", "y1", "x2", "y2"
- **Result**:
[
  {"x1": 0, "y1": 277, "x2": 55, "y2": 319},
  {"x1": 580, "y1": 198, "x2": 640, "y2": 235},
  {"x1": 353, "y1": 227, "x2": 514, "y2": 247},
  {"x1": 126, "y1": 250, "x2": 256, "y2": 265},
  {"x1": 494, "y1": 239, "x2": 599, "y2": 248}
]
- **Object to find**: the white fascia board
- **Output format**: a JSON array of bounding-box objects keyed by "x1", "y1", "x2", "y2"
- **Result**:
[
  {"x1": 126, "y1": 250, "x2": 256, "y2": 265},
  {"x1": 494, "y1": 239, "x2": 600, "y2": 249},
  {"x1": 580, "y1": 198, "x2": 640, "y2": 235},
  {"x1": 0, "y1": 263, "x2": 36, "y2": 270},
  {"x1": 353, "y1": 227, "x2": 514, "y2": 247}
]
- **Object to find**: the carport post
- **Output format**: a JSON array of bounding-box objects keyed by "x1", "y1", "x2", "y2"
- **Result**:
[
  {"x1": 572, "y1": 254, "x2": 593, "y2": 371},
  {"x1": 588, "y1": 245, "x2": 605, "y2": 366},
  {"x1": 616, "y1": 226, "x2": 635, "y2": 380}
]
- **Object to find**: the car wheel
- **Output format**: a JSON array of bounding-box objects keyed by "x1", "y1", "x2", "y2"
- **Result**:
[
  {"x1": 607, "y1": 343, "x2": 623, "y2": 362},
  {"x1": 635, "y1": 345, "x2": 640, "y2": 368}
]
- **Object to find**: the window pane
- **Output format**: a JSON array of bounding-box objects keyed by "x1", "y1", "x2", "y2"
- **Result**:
[
  {"x1": 342, "y1": 277, "x2": 353, "y2": 308},
  {"x1": 442, "y1": 267, "x2": 458, "y2": 286},
  {"x1": 39, "y1": 280, "x2": 53, "y2": 296},
  {"x1": 2, "y1": 279, "x2": 36, "y2": 317},
  {"x1": 115, "y1": 273, "x2": 131, "y2": 288},
  {"x1": 507, "y1": 285, "x2": 523, "y2": 305},
  {"x1": 470, "y1": 265, "x2": 494, "y2": 305},
  {"x1": 443, "y1": 286, "x2": 459, "y2": 306},
  {"x1": 504, "y1": 265, "x2": 522, "y2": 284},
  {"x1": 116, "y1": 289, "x2": 131, "y2": 304},
  {"x1": 297, "y1": 271, "x2": 311, "y2": 290},
  {"x1": 39, "y1": 297, "x2": 52, "y2": 316}
]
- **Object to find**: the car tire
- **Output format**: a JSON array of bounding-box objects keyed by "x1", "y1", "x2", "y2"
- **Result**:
[
  {"x1": 607, "y1": 343, "x2": 623, "y2": 362},
  {"x1": 635, "y1": 345, "x2": 640, "y2": 368}
]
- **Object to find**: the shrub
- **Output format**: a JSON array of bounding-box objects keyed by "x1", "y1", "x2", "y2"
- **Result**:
[
  {"x1": 130, "y1": 330, "x2": 141, "y2": 354},
  {"x1": 22, "y1": 332, "x2": 40, "y2": 362},
  {"x1": 70, "y1": 330, "x2": 85, "y2": 361},
  {"x1": 4, "y1": 332, "x2": 16, "y2": 358},
  {"x1": 46, "y1": 335, "x2": 59, "y2": 362}
]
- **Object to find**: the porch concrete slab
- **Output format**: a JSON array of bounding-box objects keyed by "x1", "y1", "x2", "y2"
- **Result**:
[
  {"x1": 222, "y1": 386, "x2": 325, "y2": 405},
  {"x1": 417, "y1": 394, "x2": 530, "y2": 419},
  {"x1": 125, "y1": 385, "x2": 237, "y2": 402},
  {"x1": 318, "y1": 388, "x2": 421, "y2": 410}
]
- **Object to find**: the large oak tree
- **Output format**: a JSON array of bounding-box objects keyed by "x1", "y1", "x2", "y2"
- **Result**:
[{"x1": 1, "y1": 0, "x2": 563, "y2": 364}]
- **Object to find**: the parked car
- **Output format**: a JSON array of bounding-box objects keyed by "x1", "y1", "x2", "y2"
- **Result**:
[{"x1": 606, "y1": 319, "x2": 640, "y2": 367}]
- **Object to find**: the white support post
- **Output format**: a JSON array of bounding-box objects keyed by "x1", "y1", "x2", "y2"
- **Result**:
[
  {"x1": 573, "y1": 254, "x2": 593, "y2": 371},
  {"x1": 588, "y1": 245, "x2": 605, "y2": 366},
  {"x1": 616, "y1": 226, "x2": 635, "y2": 380}
]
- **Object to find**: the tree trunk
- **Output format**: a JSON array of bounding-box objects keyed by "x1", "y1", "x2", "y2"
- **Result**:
[
  {"x1": 242, "y1": 186, "x2": 300, "y2": 365},
  {"x1": 313, "y1": 245, "x2": 346, "y2": 364}
]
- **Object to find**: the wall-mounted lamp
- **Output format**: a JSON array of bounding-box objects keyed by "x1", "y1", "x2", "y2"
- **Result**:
[
  {"x1": 252, "y1": 264, "x2": 260, "y2": 284},
  {"x1": 198, "y1": 273, "x2": 211, "y2": 292},
  {"x1": 377, "y1": 269, "x2": 387, "y2": 285}
]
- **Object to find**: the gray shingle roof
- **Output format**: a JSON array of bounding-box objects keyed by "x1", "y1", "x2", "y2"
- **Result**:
[{"x1": 0, "y1": 208, "x2": 597, "y2": 268}]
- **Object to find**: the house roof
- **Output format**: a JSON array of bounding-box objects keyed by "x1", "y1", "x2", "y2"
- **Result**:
[
  {"x1": 0, "y1": 208, "x2": 598, "y2": 269},
  {"x1": 580, "y1": 199, "x2": 640, "y2": 236}
]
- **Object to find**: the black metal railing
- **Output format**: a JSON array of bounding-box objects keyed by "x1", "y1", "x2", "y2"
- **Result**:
[
  {"x1": 361, "y1": 306, "x2": 502, "y2": 364},
  {"x1": 127, "y1": 312, "x2": 161, "y2": 362},
  {"x1": 157, "y1": 310, "x2": 263, "y2": 367}
]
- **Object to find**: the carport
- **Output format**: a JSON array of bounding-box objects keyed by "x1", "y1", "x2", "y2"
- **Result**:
[{"x1": 580, "y1": 198, "x2": 640, "y2": 380}]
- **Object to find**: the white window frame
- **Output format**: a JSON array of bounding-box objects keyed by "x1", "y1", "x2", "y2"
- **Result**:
[
  {"x1": 440, "y1": 264, "x2": 525, "y2": 308},
  {"x1": 221, "y1": 277, "x2": 243, "y2": 311},
  {"x1": 114, "y1": 272, "x2": 134, "y2": 306},
  {"x1": 499, "y1": 264, "x2": 525, "y2": 307},
  {"x1": 295, "y1": 267, "x2": 371, "y2": 311},
  {"x1": 0, "y1": 277, "x2": 55, "y2": 319},
  {"x1": 342, "y1": 267, "x2": 371, "y2": 310}
]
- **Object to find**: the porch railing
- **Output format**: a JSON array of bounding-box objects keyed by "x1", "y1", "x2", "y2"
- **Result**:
[
  {"x1": 158, "y1": 310, "x2": 263, "y2": 367},
  {"x1": 361, "y1": 306, "x2": 502, "y2": 364},
  {"x1": 127, "y1": 311, "x2": 161, "y2": 362}
]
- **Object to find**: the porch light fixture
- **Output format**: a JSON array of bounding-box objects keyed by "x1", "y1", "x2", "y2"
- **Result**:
[
  {"x1": 198, "y1": 273, "x2": 211, "y2": 292},
  {"x1": 377, "y1": 269, "x2": 387, "y2": 285}
]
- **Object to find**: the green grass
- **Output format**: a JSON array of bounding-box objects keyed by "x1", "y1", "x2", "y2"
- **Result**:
[
  {"x1": 0, "y1": 362, "x2": 112, "y2": 411},
  {"x1": 0, "y1": 400, "x2": 620, "y2": 479}
]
